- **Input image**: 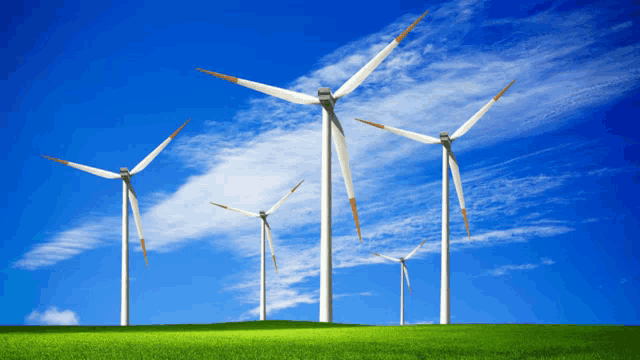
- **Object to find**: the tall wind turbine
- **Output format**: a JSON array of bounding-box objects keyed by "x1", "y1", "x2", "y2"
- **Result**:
[
  {"x1": 196, "y1": 10, "x2": 428, "y2": 323},
  {"x1": 355, "y1": 79, "x2": 516, "y2": 324},
  {"x1": 371, "y1": 241, "x2": 425, "y2": 326},
  {"x1": 41, "y1": 119, "x2": 190, "y2": 326},
  {"x1": 209, "y1": 179, "x2": 304, "y2": 321}
]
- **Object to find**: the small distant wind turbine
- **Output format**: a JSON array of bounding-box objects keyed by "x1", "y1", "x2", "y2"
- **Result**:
[
  {"x1": 210, "y1": 179, "x2": 304, "y2": 321},
  {"x1": 41, "y1": 119, "x2": 190, "y2": 326},
  {"x1": 197, "y1": 10, "x2": 428, "y2": 323},
  {"x1": 355, "y1": 79, "x2": 516, "y2": 324},
  {"x1": 371, "y1": 241, "x2": 425, "y2": 326}
]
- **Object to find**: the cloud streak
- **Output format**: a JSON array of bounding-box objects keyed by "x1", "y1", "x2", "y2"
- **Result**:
[{"x1": 471, "y1": 257, "x2": 556, "y2": 277}]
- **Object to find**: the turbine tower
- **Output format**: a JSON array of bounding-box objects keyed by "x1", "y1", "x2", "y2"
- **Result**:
[
  {"x1": 355, "y1": 79, "x2": 516, "y2": 324},
  {"x1": 371, "y1": 241, "x2": 425, "y2": 325},
  {"x1": 41, "y1": 119, "x2": 190, "y2": 326},
  {"x1": 196, "y1": 10, "x2": 428, "y2": 323},
  {"x1": 210, "y1": 180, "x2": 304, "y2": 320}
]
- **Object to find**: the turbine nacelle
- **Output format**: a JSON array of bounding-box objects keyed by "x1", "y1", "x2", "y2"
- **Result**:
[
  {"x1": 439, "y1": 132, "x2": 452, "y2": 146},
  {"x1": 259, "y1": 210, "x2": 268, "y2": 219},
  {"x1": 318, "y1": 88, "x2": 336, "y2": 113},
  {"x1": 120, "y1": 167, "x2": 131, "y2": 180}
]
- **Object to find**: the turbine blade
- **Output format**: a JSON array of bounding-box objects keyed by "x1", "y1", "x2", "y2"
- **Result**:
[
  {"x1": 127, "y1": 182, "x2": 148, "y2": 268},
  {"x1": 130, "y1": 119, "x2": 190, "y2": 175},
  {"x1": 404, "y1": 240, "x2": 426, "y2": 260},
  {"x1": 404, "y1": 264, "x2": 411, "y2": 296},
  {"x1": 196, "y1": 68, "x2": 320, "y2": 105},
  {"x1": 448, "y1": 149, "x2": 470, "y2": 239},
  {"x1": 209, "y1": 202, "x2": 260, "y2": 218},
  {"x1": 264, "y1": 220, "x2": 278, "y2": 273},
  {"x1": 334, "y1": 10, "x2": 429, "y2": 99},
  {"x1": 41, "y1": 155, "x2": 120, "y2": 179},
  {"x1": 370, "y1": 252, "x2": 401, "y2": 262},
  {"x1": 267, "y1": 179, "x2": 304, "y2": 215},
  {"x1": 331, "y1": 114, "x2": 362, "y2": 243},
  {"x1": 451, "y1": 79, "x2": 516, "y2": 140},
  {"x1": 355, "y1": 118, "x2": 440, "y2": 144}
]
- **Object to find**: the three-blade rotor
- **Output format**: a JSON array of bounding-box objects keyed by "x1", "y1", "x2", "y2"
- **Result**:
[
  {"x1": 41, "y1": 119, "x2": 191, "y2": 267},
  {"x1": 197, "y1": 10, "x2": 429, "y2": 244},
  {"x1": 370, "y1": 241, "x2": 425, "y2": 296},
  {"x1": 354, "y1": 80, "x2": 517, "y2": 240},
  {"x1": 210, "y1": 179, "x2": 304, "y2": 273}
]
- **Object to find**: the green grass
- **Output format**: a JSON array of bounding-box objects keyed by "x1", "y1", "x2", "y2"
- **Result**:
[{"x1": 0, "y1": 321, "x2": 637, "y2": 359}]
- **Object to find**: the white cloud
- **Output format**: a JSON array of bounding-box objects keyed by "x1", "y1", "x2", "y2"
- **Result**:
[
  {"x1": 541, "y1": 258, "x2": 555, "y2": 265},
  {"x1": 601, "y1": 21, "x2": 633, "y2": 36},
  {"x1": 333, "y1": 292, "x2": 373, "y2": 300},
  {"x1": 483, "y1": 257, "x2": 555, "y2": 277},
  {"x1": 406, "y1": 320, "x2": 435, "y2": 325},
  {"x1": 490, "y1": 263, "x2": 539, "y2": 276},
  {"x1": 25, "y1": 307, "x2": 79, "y2": 325},
  {"x1": 13, "y1": 217, "x2": 119, "y2": 270}
]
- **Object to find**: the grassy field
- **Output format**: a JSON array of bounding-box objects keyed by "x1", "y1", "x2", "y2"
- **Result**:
[{"x1": 0, "y1": 321, "x2": 637, "y2": 359}]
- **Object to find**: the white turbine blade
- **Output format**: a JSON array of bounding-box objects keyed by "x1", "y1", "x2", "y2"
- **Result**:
[
  {"x1": 334, "y1": 10, "x2": 429, "y2": 99},
  {"x1": 127, "y1": 182, "x2": 148, "y2": 268},
  {"x1": 266, "y1": 179, "x2": 304, "y2": 215},
  {"x1": 404, "y1": 240, "x2": 426, "y2": 260},
  {"x1": 451, "y1": 79, "x2": 516, "y2": 140},
  {"x1": 330, "y1": 114, "x2": 362, "y2": 243},
  {"x1": 130, "y1": 119, "x2": 190, "y2": 175},
  {"x1": 264, "y1": 220, "x2": 278, "y2": 273},
  {"x1": 41, "y1": 155, "x2": 120, "y2": 179},
  {"x1": 370, "y1": 252, "x2": 401, "y2": 262},
  {"x1": 209, "y1": 202, "x2": 260, "y2": 218},
  {"x1": 448, "y1": 149, "x2": 470, "y2": 240},
  {"x1": 196, "y1": 68, "x2": 320, "y2": 105},
  {"x1": 404, "y1": 264, "x2": 412, "y2": 296},
  {"x1": 355, "y1": 118, "x2": 440, "y2": 144}
]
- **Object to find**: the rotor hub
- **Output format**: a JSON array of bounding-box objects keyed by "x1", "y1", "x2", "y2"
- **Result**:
[
  {"x1": 318, "y1": 87, "x2": 336, "y2": 112},
  {"x1": 120, "y1": 167, "x2": 131, "y2": 179},
  {"x1": 440, "y1": 132, "x2": 451, "y2": 146}
]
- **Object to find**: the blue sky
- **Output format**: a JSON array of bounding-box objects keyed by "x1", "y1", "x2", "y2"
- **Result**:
[{"x1": 2, "y1": 0, "x2": 639, "y2": 326}]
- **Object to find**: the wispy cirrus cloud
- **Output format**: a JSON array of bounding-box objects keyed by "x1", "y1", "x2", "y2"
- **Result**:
[
  {"x1": 474, "y1": 257, "x2": 556, "y2": 277},
  {"x1": 13, "y1": 217, "x2": 119, "y2": 270},
  {"x1": 15, "y1": 0, "x2": 639, "y2": 320}
]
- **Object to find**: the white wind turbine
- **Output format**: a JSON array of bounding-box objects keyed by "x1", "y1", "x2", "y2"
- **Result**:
[
  {"x1": 41, "y1": 119, "x2": 190, "y2": 326},
  {"x1": 371, "y1": 241, "x2": 425, "y2": 326},
  {"x1": 355, "y1": 79, "x2": 516, "y2": 324},
  {"x1": 210, "y1": 179, "x2": 304, "y2": 321},
  {"x1": 196, "y1": 10, "x2": 428, "y2": 323}
]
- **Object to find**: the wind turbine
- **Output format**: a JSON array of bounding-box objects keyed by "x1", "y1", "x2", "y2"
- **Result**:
[
  {"x1": 210, "y1": 179, "x2": 304, "y2": 321},
  {"x1": 41, "y1": 119, "x2": 190, "y2": 326},
  {"x1": 355, "y1": 79, "x2": 516, "y2": 324},
  {"x1": 371, "y1": 241, "x2": 425, "y2": 326},
  {"x1": 196, "y1": 10, "x2": 428, "y2": 323}
]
